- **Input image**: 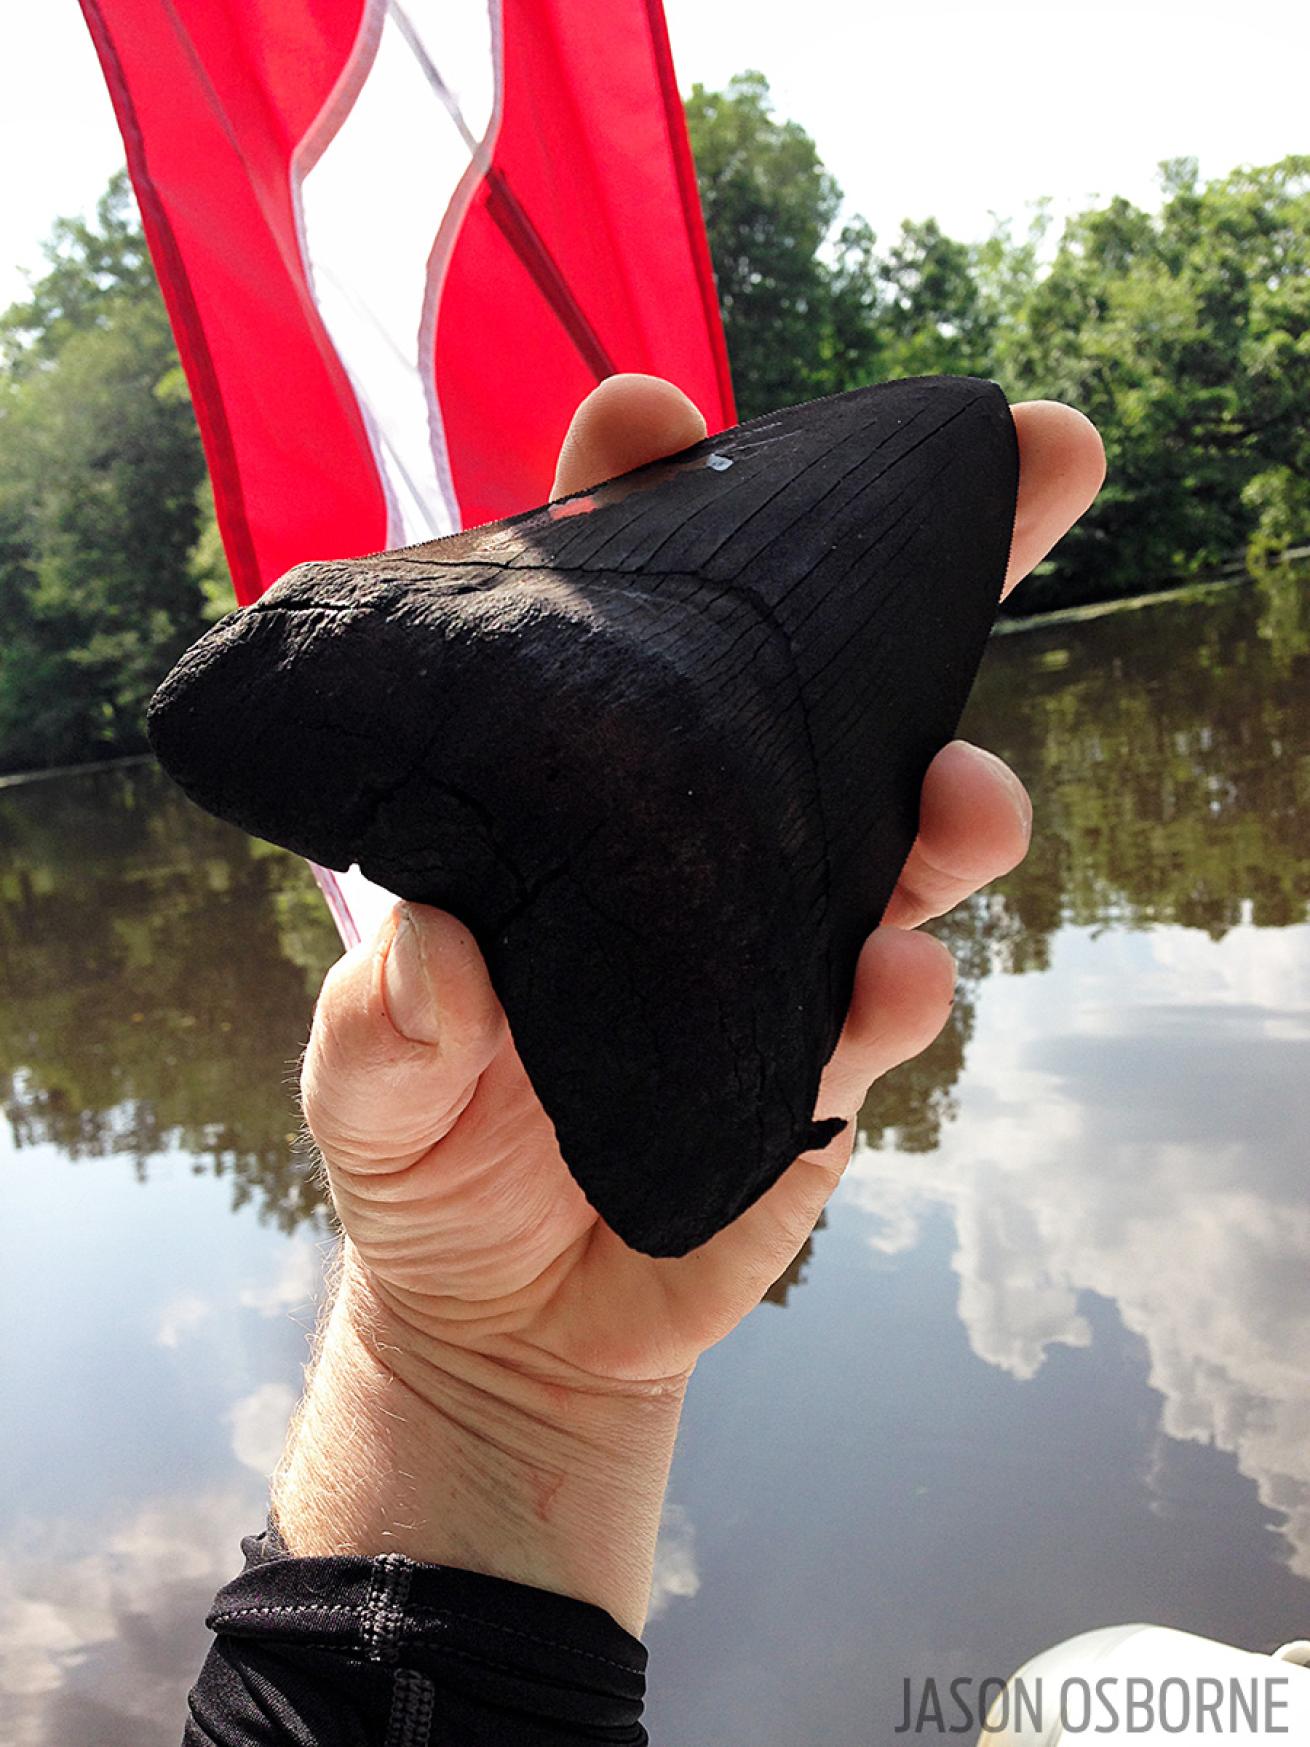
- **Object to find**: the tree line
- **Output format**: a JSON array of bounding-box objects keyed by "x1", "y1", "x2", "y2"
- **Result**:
[{"x1": 2, "y1": 71, "x2": 1308, "y2": 774}]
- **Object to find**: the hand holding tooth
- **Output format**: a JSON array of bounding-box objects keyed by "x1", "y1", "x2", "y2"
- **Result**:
[
  {"x1": 240, "y1": 375, "x2": 1103, "y2": 1633},
  {"x1": 149, "y1": 375, "x2": 1102, "y2": 1261}
]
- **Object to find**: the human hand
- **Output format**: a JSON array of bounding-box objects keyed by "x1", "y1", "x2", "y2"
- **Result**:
[{"x1": 275, "y1": 375, "x2": 1104, "y2": 1630}]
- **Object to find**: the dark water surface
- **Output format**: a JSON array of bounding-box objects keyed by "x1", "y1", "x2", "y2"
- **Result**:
[{"x1": 2, "y1": 578, "x2": 1309, "y2": 1746}]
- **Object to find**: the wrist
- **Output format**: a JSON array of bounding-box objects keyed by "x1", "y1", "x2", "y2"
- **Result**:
[{"x1": 272, "y1": 1246, "x2": 688, "y2": 1636}]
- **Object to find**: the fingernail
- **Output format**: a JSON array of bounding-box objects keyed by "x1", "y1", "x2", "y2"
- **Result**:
[
  {"x1": 970, "y1": 743, "x2": 1032, "y2": 842},
  {"x1": 382, "y1": 905, "x2": 441, "y2": 1043}
]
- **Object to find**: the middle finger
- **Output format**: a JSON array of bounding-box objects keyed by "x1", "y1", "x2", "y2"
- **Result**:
[{"x1": 881, "y1": 740, "x2": 1032, "y2": 931}]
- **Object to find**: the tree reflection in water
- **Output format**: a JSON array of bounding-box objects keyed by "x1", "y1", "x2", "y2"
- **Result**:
[
  {"x1": 858, "y1": 567, "x2": 1310, "y2": 1157},
  {"x1": 1, "y1": 571, "x2": 1307, "y2": 1246},
  {"x1": 0, "y1": 763, "x2": 340, "y2": 1231}
]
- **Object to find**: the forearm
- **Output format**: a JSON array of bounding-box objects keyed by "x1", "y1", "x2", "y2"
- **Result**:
[{"x1": 272, "y1": 1244, "x2": 688, "y2": 1638}]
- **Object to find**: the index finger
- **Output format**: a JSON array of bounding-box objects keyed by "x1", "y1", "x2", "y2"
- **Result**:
[{"x1": 1005, "y1": 401, "x2": 1105, "y2": 595}]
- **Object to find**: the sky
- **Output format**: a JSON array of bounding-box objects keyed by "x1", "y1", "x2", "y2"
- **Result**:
[{"x1": 2, "y1": 1, "x2": 1308, "y2": 311}]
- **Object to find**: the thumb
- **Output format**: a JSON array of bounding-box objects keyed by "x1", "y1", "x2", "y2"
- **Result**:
[
  {"x1": 301, "y1": 902, "x2": 506, "y2": 1174},
  {"x1": 551, "y1": 373, "x2": 706, "y2": 499}
]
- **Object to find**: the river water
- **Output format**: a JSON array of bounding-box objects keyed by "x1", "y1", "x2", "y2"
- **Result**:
[{"x1": 2, "y1": 576, "x2": 1308, "y2": 1746}]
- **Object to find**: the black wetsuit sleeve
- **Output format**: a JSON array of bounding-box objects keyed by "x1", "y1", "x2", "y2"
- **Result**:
[{"x1": 182, "y1": 1526, "x2": 648, "y2": 1746}]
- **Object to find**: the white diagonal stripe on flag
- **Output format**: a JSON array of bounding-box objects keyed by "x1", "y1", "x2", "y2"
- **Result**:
[{"x1": 294, "y1": 0, "x2": 503, "y2": 547}]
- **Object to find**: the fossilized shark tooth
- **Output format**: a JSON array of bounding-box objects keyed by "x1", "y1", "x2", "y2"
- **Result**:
[{"x1": 148, "y1": 375, "x2": 1019, "y2": 1256}]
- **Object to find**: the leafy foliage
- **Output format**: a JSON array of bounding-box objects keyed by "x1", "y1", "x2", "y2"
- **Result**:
[
  {"x1": 684, "y1": 72, "x2": 878, "y2": 416},
  {"x1": 683, "y1": 74, "x2": 1000, "y2": 415},
  {"x1": 2, "y1": 91, "x2": 1309, "y2": 772},
  {"x1": 0, "y1": 174, "x2": 211, "y2": 773},
  {"x1": 0, "y1": 168, "x2": 159, "y2": 369},
  {"x1": 687, "y1": 80, "x2": 1310, "y2": 611},
  {"x1": 996, "y1": 157, "x2": 1310, "y2": 606}
]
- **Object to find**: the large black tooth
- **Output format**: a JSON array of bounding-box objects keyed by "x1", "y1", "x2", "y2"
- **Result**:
[{"x1": 147, "y1": 376, "x2": 1019, "y2": 1257}]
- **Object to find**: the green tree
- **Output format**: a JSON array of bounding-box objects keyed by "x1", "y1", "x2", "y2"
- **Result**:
[
  {"x1": 687, "y1": 86, "x2": 1310, "y2": 606},
  {"x1": 684, "y1": 74, "x2": 1030, "y2": 417},
  {"x1": 998, "y1": 156, "x2": 1310, "y2": 606},
  {"x1": 0, "y1": 170, "x2": 159, "y2": 371},
  {"x1": 873, "y1": 217, "x2": 996, "y2": 380},
  {"x1": 0, "y1": 174, "x2": 210, "y2": 772},
  {"x1": 684, "y1": 71, "x2": 882, "y2": 416}
]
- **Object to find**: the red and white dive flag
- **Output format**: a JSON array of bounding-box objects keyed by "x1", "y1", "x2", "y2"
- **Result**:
[{"x1": 80, "y1": 0, "x2": 734, "y2": 937}]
